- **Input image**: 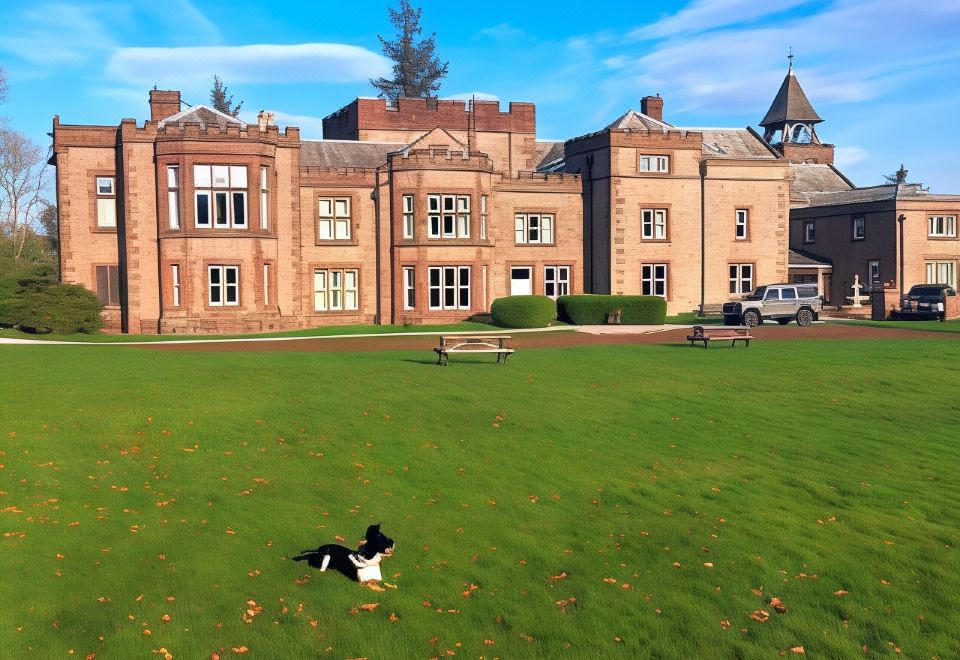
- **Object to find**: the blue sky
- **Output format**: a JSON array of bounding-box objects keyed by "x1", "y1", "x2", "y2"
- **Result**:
[{"x1": 1, "y1": 0, "x2": 959, "y2": 191}]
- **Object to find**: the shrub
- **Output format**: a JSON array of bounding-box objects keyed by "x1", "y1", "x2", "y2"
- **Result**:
[
  {"x1": 557, "y1": 295, "x2": 666, "y2": 325},
  {"x1": 15, "y1": 284, "x2": 104, "y2": 334},
  {"x1": 490, "y1": 295, "x2": 557, "y2": 328}
]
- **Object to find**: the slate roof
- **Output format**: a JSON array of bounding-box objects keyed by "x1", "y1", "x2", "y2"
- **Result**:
[
  {"x1": 535, "y1": 141, "x2": 565, "y2": 171},
  {"x1": 698, "y1": 129, "x2": 777, "y2": 160},
  {"x1": 789, "y1": 249, "x2": 832, "y2": 267},
  {"x1": 760, "y1": 69, "x2": 823, "y2": 128},
  {"x1": 158, "y1": 105, "x2": 246, "y2": 130},
  {"x1": 605, "y1": 109, "x2": 673, "y2": 131},
  {"x1": 300, "y1": 140, "x2": 404, "y2": 168}
]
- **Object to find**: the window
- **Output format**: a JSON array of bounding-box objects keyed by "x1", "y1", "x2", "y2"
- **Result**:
[
  {"x1": 641, "y1": 264, "x2": 667, "y2": 298},
  {"x1": 208, "y1": 265, "x2": 239, "y2": 306},
  {"x1": 782, "y1": 287, "x2": 797, "y2": 300},
  {"x1": 926, "y1": 261, "x2": 957, "y2": 289},
  {"x1": 96, "y1": 176, "x2": 117, "y2": 228},
  {"x1": 95, "y1": 265, "x2": 120, "y2": 305},
  {"x1": 426, "y1": 195, "x2": 470, "y2": 239},
  {"x1": 868, "y1": 260, "x2": 881, "y2": 286},
  {"x1": 805, "y1": 222, "x2": 815, "y2": 243},
  {"x1": 480, "y1": 195, "x2": 488, "y2": 240},
  {"x1": 515, "y1": 213, "x2": 554, "y2": 244},
  {"x1": 402, "y1": 195, "x2": 414, "y2": 239},
  {"x1": 729, "y1": 264, "x2": 753, "y2": 295},
  {"x1": 735, "y1": 209, "x2": 748, "y2": 240},
  {"x1": 403, "y1": 267, "x2": 415, "y2": 310},
  {"x1": 928, "y1": 215, "x2": 957, "y2": 238},
  {"x1": 544, "y1": 266, "x2": 570, "y2": 298},
  {"x1": 852, "y1": 216, "x2": 865, "y2": 240},
  {"x1": 641, "y1": 209, "x2": 667, "y2": 240},
  {"x1": 510, "y1": 267, "x2": 533, "y2": 296},
  {"x1": 194, "y1": 165, "x2": 247, "y2": 229},
  {"x1": 167, "y1": 167, "x2": 179, "y2": 230},
  {"x1": 260, "y1": 167, "x2": 269, "y2": 230},
  {"x1": 640, "y1": 155, "x2": 669, "y2": 173},
  {"x1": 263, "y1": 263, "x2": 270, "y2": 305},
  {"x1": 171, "y1": 264, "x2": 180, "y2": 307},
  {"x1": 428, "y1": 266, "x2": 470, "y2": 310},
  {"x1": 313, "y1": 268, "x2": 358, "y2": 311},
  {"x1": 318, "y1": 197, "x2": 351, "y2": 240}
]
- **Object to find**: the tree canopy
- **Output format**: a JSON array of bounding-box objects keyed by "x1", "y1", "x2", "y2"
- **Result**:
[
  {"x1": 210, "y1": 75, "x2": 243, "y2": 117},
  {"x1": 370, "y1": 0, "x2": 449, "y2": 101}
]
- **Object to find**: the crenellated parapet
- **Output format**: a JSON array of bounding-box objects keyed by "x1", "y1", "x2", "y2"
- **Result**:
[
  {"x1": 494, "y1": 170, "x2": 582, "y2": 193},
  {"x1": 323, "y1": 97, "x2": 536, "y2": 139}
]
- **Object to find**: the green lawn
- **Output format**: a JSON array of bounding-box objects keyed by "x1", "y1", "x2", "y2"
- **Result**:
[
  {"x1": 2, "y1": 339, "x2": 959, "y2": 658},
  {"x1": 829, "y1": 318, "x2": 960, "y2": 334}
]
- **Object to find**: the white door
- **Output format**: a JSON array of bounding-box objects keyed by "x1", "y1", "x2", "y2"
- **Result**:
[{"x1": 510, "y1": 267, "x2": 532, "y2": 295}]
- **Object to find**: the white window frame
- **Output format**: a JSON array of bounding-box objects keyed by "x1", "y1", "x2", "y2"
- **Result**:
[
  {"x1": 428, "y1": 266, "x2": 470, "y2": 310},
  {"x1": 403, "y1": 266, "x2": 415, "y2": 310},
  {"x1": 426, "y1": 195, "x2": 470, "y2": 239},
  {"x1": 852, "y1": 216, "x2": 865, "y2": 241},
  {"x1": 480, "y1": 195, "x2": 488, "y2": 240},
  {"x1": 735, "y1": 209, "x2": 748, "y2": 240},
  {"x1": 926, "y1": 261, "x2": 957, "y2": 289},
  {"x1": 805, "y1": 222, "x2": 815, "y2": 243},
  {"x1": 263, "y1": 263, "x2": 270, "y2": 305},
  {"x1": 640, "y1": 155, "x2": 669, "y2": 173},
  {"x1": 515, "y1": 213, "x2": 554, "y2": 244},
  {"x1": 260, "y1": 167, "x2": 269, "y2": 230},
  {"x1": 171, "y1": 264, "x2": 180, "y2": 307},
  {"x1": 96, "y1": 176, "x2": 117, "y2": 228},
  {"x1": 402, "y1": 195, "x2": 414, "y2": 239},
  {"x1": 928, "y1": 215, "x2": 957, "y2": 238},
  {"x1": 193, "y1": 165, "x2": 248, "y2": 229},
  {"x1": 729, "y1": 263, "x2": 754, "y2": 295},
  {"x1": 641, "y1": 209, "x2": 667, "y2": 240},
  {"x1": 544, "y1": 265, "x2": 570, "y2": 299},
  {"x1": 868, "y1": 260, "x2": 881, "y2": 286},
  {"x1": 208, "y1": 265, "x2": 239, "y2": 307},
  {"x1": 167, "y1": 166, "x2": 180, "y2": 230},
  {"x1": 641, "y1": 263, "x2": 668, "y2": 298},
  {"x1": 313, "y1": 268, "x2": 359, "y2": 312},
  {"x1": 318, "y1": 197, "x2": 351, "y2": 240}
]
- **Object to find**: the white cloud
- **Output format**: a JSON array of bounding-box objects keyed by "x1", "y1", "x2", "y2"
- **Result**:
[
  {"x1": 476, "y1": 23, "x2": 528, "y2": 41},
  {"x1": 631, "y1": 0, "x2": 815, "y2": 40},
  {"x1": 0, "y1": 3, "x2": 115, "y2": 66},
  {"x1": 105, "y1": 43, "x2": 391, "y2": 88},
  {"x1": 443, "y1": 92, "x2": 501, "y2": 102},
  {"x1": 834, "y1": 146, "x2": 869, "y2": 169}
]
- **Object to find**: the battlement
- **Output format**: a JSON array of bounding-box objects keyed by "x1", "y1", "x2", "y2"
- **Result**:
[
  {"x1": 392, "y1": 148, "x2": 495, "y2": 171},
  {"x1": 115, "y1": 118, "x2": 301, "y2": 145},
  {"x1": 495, "y1": 170, "x2": 582, "y2": 192},
  {"x1": 323, "y1": 97, "x2": 536, "y2": 140}
]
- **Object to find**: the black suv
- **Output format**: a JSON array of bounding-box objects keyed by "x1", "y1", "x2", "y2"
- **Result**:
[{"x1": 893, "y1": 284, "x2": 956, "y2": 321}]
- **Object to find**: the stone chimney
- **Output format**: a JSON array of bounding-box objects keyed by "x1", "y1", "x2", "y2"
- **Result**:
[
  {"x1": 149, "y1": 90, "x2": 181, "y2": 122},
  {"x1": 641, "y1": 95, "x2": 663, "y2": 122},
  {"x1": 257, "y1": 111, "x2": 276, "y2": 131}
]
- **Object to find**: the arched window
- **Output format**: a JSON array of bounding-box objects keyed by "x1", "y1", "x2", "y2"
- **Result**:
[{"x1": 791, "y1": 124, "x2": 812, "y2": 144}]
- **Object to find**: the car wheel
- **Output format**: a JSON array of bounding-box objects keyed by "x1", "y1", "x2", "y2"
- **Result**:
[
  {"x1": 776, "y1": 318, "x2": 791, "y2": 325},
  {"x1": 742, "y1": 310, "x2": 761, "y2": 327},
  {"x1": 796, "y1": 309, "x2": 814, "y2": 327}
]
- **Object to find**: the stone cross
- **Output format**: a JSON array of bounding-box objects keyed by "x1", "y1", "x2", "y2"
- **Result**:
[{"x1": 850, "y1": 274, "x2": 865, "y2": 307}]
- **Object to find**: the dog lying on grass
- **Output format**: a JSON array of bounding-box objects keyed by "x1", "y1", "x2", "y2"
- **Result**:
[{"x1": 294, "y1": 524, "x2": 395, "y2": 589}]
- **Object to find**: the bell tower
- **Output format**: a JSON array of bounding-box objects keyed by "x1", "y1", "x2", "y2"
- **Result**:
[{"x1": 759, "y1": 51, "x2": 834, "y2": 164}]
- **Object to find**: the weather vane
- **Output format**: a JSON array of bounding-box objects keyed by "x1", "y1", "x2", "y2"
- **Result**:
[{"x1": 788, "y1": 47, "x2": 794, "y2": 71}]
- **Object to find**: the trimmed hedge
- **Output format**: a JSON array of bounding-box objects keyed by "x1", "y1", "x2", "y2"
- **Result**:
[
  {"x1": 490, "y1": 295, "x2": 557, "y2": 328},
  {"x1": 557, "y1": 295, "x2": 666, "y2": 325},
  {"x1": 14, "y1": 284, "x2": 104, "y2": 334}
]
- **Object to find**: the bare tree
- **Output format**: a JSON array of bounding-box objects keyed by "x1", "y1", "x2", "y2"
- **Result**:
[
  {"x1": 0, "y1": 128, "x2": 50, "y2": 262},
  {"x1": 210, "y1": 75, "x2": 243, "y2": 117},
  {"x1": 370, "y1": 0, "x2": 449, "y2": 101},
  {"x1": 0, "y1": 65, "x2": 7, "y2": 106}
]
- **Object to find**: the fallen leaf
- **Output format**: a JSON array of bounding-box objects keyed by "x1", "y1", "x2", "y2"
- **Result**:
[
  {"x1": 833, "y1": 589, "x2": 849, "y2": 596},
  {"x1": 359, "y1": 603, "x2": 379, "y2": 612},
  {"x1": 790, "y1": 647, "x2": 805, "y2": 654}
]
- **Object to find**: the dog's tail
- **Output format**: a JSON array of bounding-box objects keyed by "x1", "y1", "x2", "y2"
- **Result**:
[
  {"x1": 292, "y1": 550, "x2": 331, "y2": 571},
  {"x1": 292, "y1": 550, "x2": 317, "y2": 562}
]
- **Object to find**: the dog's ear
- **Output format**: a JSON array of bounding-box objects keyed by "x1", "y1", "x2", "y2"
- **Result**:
[{"x1": 366, "y1": 523, "x2": 380, "y2": 536}]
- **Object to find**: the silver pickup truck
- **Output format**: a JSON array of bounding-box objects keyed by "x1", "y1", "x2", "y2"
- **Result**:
[{"x1": 722, "y1": 284, "x2": 822, "y2": 327}]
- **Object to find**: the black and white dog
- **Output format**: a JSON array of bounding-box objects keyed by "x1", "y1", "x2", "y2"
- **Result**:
[{"x1": 293, "y1": 524, "x2": 395, "y2": 584}]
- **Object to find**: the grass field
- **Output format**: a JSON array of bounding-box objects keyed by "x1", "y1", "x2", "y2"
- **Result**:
[
  {"x1": 831, "y1": 318, "x2": 960, "y2": 334},
  {"x1": 2, "y1": 338, "x2": 960, "y2": 659}
]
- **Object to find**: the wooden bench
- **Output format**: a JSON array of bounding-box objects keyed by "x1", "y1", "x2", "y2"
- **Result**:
[
  {"x1": 686, "y1": 325, "x2": 755, "y2": 348},
  {"x1": 434, "y1": 335, "x2": 514, "y2": 365}
]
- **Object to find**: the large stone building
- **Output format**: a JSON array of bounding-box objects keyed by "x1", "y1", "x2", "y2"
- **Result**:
[{"x1": 53, "y1": 62, "x2": 954, "y2": 333}]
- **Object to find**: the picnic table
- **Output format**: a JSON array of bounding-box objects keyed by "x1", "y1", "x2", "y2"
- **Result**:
[{"x1": 434, "y1": 335, "x2": 514, "y2": 365}]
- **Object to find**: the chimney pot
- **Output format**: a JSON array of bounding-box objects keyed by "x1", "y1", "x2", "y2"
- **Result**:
[{"x1": 149, "y1": 90, "x2": 181, "y2": 122}]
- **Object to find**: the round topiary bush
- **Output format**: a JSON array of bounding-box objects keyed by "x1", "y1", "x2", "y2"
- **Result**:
[
  {"x1": 490, "y1": 295, "x2": 557, "y2": 328},
  {"x1": 557, "y1": 295, "x2": 666, "y2": 325},
  {"x1": 15, "y1": 283, "x2": 104, "y2": 334}
]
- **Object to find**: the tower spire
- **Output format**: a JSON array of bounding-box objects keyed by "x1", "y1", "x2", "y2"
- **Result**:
[{"x1": 787, "y1": 47, "x2": 794, "y2": 74}]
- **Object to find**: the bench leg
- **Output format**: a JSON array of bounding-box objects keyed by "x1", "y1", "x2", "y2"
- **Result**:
[
  {"x1": 498, "y1": 352, "x2": 509, "y2": 365},
  {"x1": 436, "y1": 351, "x2": 448, "y2": 366}
]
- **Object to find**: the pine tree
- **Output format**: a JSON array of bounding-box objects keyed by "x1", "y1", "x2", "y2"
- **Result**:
[
  {"x1": 370, "y1": 0, "x2": 449, "y2": 101},
  {"x1": 210, "y1": 76, "x2": 243, "y2": 117}
]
